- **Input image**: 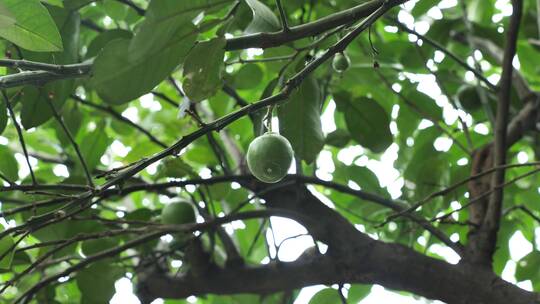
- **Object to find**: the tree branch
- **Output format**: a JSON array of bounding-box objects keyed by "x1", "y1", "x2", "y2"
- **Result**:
[
  {"x1": 71, "y1": 94, "x2": 168, "y2": 149},
  {"x1": 225, "y1": 0, "x2": 403, "y2": 50},
  {"x1": 17, "y1": 0, "x2": 399, "y2": 234},
  {"x1": 275, "y1": 0, "x2": 290, "y2": 32},
  {"x1": 45, "y1": 97, "x2": 94, "y2": 188},
  {"x1": 480, "y1": 0, "x2": 523, "y2": 266},
  {"x1": 0, "y1": 0, "x2": 399, "y2": 91},
  {"x1": 137, "y1": 183, "x2": 538, "y2": 304},
  {"x1": 15, "y1": 209, "x2": 300, "y2": 303},
  {"x1": 2, "y1": 91, "x2": 36, "y2": 184},
  {"x1": 390, "y1": 19, "x2": 497, "y2": 91}
]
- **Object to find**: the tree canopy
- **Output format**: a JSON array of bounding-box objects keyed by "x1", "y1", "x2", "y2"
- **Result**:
[{"x1": 0, "y1": 0, "x2": 539, "y2": 303}]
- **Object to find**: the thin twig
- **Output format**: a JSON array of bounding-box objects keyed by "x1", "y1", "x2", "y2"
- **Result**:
[
  {"x1": 2, "y1": 90, "x2": 36, "y2": 184},
  {"x1": 275, "y1": 0, "x2": 290, "y2": 32},
  {"x1": 390, "y1": 18, "x2": 496, "y2": 91},
  {"x1": 114, "y1": 0, "x2": 145, "y2": 16},
  {"x1": 432, "y1": 166, "x2": 538, "y2": 222},
  {"x1": 387, "y1": 161, "x2": 540, "y2": 221},
  {"x1": 45, "y1": 97, "x2": 94, "y2": 187},
  {"x1": 3, "y1": 0, "x2": 405, "y2": 248},
  {"x1": 504, "y1": 205, "x2": 540, "y2": 224},
  {"x1": 415, "y1": 45, "x2": 474, "y2": 151},
  {"x1": 15, "y1": 209, "x2": 300, "y2": 303},
  {"x1": 376, "y1": 71, "x2": 472, "y2": 155},
  {"x1": 71, "y1": 94, "x2": 168, "y2": 149}
]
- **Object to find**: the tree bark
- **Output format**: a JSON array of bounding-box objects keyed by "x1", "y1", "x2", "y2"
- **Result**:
[{"x1": 136, "y1": 184, "x2": 539, "y2": 304}]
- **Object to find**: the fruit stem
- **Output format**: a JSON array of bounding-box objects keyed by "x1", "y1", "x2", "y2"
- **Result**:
[{"x1": 264, "y1": 105, "x2": 275, "y2": 132}]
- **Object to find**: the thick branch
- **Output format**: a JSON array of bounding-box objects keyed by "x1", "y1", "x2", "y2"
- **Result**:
[
  {"x1": 138, "y1": 245, "x2": 537, "y2": 304},
  {"x1": 226, "y1": 0, "x2": 396, "y2": 50},
  {"x1": 463, "y1": 0, "x2": 523, "y2": 267},
  {"x1": 483, "y1": 0, "x2": 523, "y2": 260},
  {"x1": 138, "y1": 184, "x2": 538, "y2": 304},
  {"x1": 0, "y1": 63, "x2": 91, "y2": 90}
]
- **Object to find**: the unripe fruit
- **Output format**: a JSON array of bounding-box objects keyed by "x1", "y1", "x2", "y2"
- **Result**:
[
  {"x1": 457, "y1": 85, "x2": 483, "y2": 112},
  {"x1": 332, "y1": 52, "x2": 350, "y2": 72},
  {"x1": 161, "y1": 201, "x2": 196, "y2": 225},
  {"x1": 161, "y1": 201, "x2": 196, "y2": 247},
  {"x1": 247, "y1": 132, "x2": 293, "y2": 183}
]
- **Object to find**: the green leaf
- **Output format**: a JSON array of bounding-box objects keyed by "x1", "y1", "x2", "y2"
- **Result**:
[
  {"x1": 0, "y1": 228, "x2": 15, "y2": 270},
  {"x1": 20, "y1": 87, "x2": 55, "y2": 129},
  {"x1": 157, "y1": 157, "x2": 195, "y2": 179},
  {"x1": 100, "y1": 0, "x2": 129, "y2": 21},
  {"x1": 334, "y1": 93, "x2": 392, "y2": 153},
  {"x1": 81, "y1": 237, "x2": 120, "y2": 256},
  {"x1": 54, "y1": 100, "x2": 82, "y2": 145},
  {"x1": 308, "y1": 288, "x2": 341, "y2": 304},
  {"x1": 244, "y1": 0, "x2": 281, "y2": 34},
  {"x1": 402, "y1": 89, "x2": 443, "y2": 121},
  {"x1": 411, "y1": 0, "x2": 438, "y2": 17},
  {"x1": 125, "y1": 208, "x2": 154, "y2": 223},
  {"x1": 233, "y1": 64, "x2": 264, "y2": 90},
  {"x1": 79, "y1": 123, "x2": 110, "y2": 170},
  {"x1": 335, "y1": 163, "x2": 386, "y2": 196},
  {"x1": 0, "y1": 0, "x2": 62, "y2": 51},
  {"x1": 128, "y1": 0, "x2": 231, "y2": 61},
  {"x1": 42, "y1": 0, "x2": 64, "y2": 7},
  {"x1": 91, "y1": 25, "x2": 196, "y2": 104},
  {"x1": 85, "y1": 29, "x2": 132, "y2": 59},
  {"x1": 0, "y1": 2, "x2": 15, "y2": 28},
  {"x1": 63, "y1": 0, "x2": 93, "y2": 10},
  {"x1": 516, "y1": 251, "x2": 540, "y2": 282},
  {"x1": 278, "y1": 76, "x2": 324, "y2": 164},
  {"x1": 19, "y1": 7, "x2": 80, "y2": 129},
  {"x1": 76, "y1": 261, "x2": 123, "y2": 304},
  {"x1": 182, "y1": 37, "x2": 226, "y2": 102},
  {"x1": 0, "y1": 144, "x2": 18, "y2": 181},
  {"x1": 325, "y1": 128, "x2": 350, "y2": 148},
  {"x1": 347, "y1": 284, "x2": 371, "y2": 302}
]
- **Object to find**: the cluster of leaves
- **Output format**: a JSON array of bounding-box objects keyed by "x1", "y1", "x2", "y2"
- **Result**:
[{"x1": 0, "y1": 0, "x2": 539, "y2": 303}]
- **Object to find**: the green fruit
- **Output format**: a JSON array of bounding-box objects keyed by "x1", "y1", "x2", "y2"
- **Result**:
[
  {"x1": 457, "y1": 85, "x2": 482, "y2": 112},
  {"x1": 332, "y1": 52, "x2": 350, "y2": 72},
  {"x1": 247, "y1": 132, "x2": 293, "y2": 183},
  {"x1": 161, "y1": 201, "x2": 196, "y2": 225}
]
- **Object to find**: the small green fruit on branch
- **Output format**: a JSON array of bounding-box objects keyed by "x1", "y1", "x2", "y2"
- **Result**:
[
  {"x1": 247, "y1": 132, "x2": 293, "y2": 183},
  {"x1": 161, "y1": 201, "x2": 197, "y2": 244},
  {"x1": 332, "y1": 52, "x2": 351, "y2": 72}
]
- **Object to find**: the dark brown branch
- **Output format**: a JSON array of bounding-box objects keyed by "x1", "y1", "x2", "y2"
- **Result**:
[
  {"x1": 225, "y1": 0, "x2": 396, "y2": 50},
  {"x1": 482, "y1": 0, "x2": 523, "y2": 266},
  {"x1": 0, "y1": 0, "x2": 397, "y2": 91},
  {"x1": 137, "y1": 183, "x2": 537, "y2": 304},
  {"x1": 0, "y1": 64, "x2": 91, "y2": 89}
]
